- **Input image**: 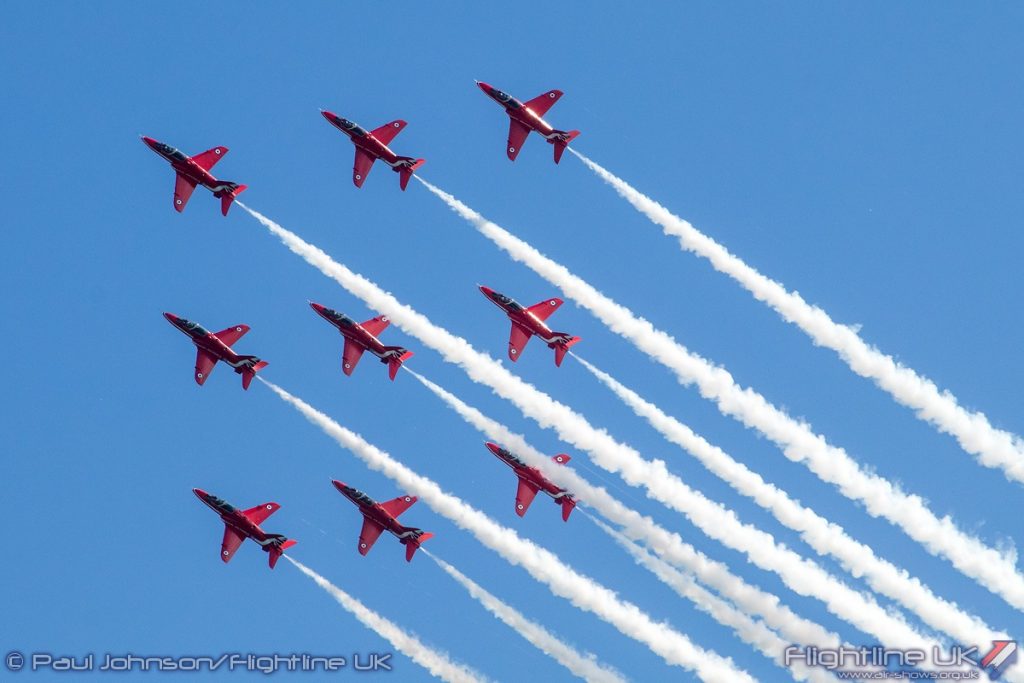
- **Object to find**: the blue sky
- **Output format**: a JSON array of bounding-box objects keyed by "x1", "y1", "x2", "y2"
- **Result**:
[{"x1": 2, "y1": 3, "x2": 1022, "y2": 680}]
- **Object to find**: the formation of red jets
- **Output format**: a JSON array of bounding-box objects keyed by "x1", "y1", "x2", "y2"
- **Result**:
[{"x1": 149, "y1": 83, "x2": 582, "y2": 568}]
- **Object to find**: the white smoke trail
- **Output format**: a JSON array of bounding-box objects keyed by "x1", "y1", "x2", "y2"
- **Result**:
[
  {"x1": 263, "y1": 379, "x2": 753, "y2": 682},
  {"x1": 425, "y1": 552, "x2": 626, "y2": 683},
  {"x1": 241, "y1": 204, "x2": 932, "y2": 648},
  {"x1": 405, "y1": 368, "x2": 839, "y2": 651},
  {"x1": 574, "y1": 354, "x2": 1012, "y2": 650},
  {"x1": 408, "y1": 183, "x2": 1024, "y2": 610},
  {"x1": 570, "y1": 148, "x2": 1024, "y2": 485},
  {"x1": 285, "y1": 556, "x2": 486, "y2": 683},
  {"x1": 585, "y1": 515, "x2": 831, "y2": 683}
]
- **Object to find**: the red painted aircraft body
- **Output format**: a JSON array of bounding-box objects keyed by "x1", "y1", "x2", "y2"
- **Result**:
[
  {"x1": 193, "y1": 488, "x2": 297, "y2": 569},
  {"x1": 485, "y1": 442, "x2": 577, "y2": 521},
  {"x1": 163, "y1": 313, "x2": 269, "y2": 390},
  {"x1": 478, "y1": 286, "x2": 581, "y2": 366},
  {"x1": 332, "y1": 480, "x2": 434, "y2": 562},
  {"x1": 309, "y1": 302, "x2": 413, "y2": 381},
  {"x1": 475, "y1": 81, "x2": 580, "y2": 163},
  {"x1": 141, "y1": 136, "x2": 247, "y2": 215},
  {"x1": 320, "y1": 110, "x2": 425, "y2": 190}
]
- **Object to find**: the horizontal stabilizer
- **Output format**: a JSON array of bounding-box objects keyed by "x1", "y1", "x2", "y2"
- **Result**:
[
  {"x1": 552, "y1": 336, "x2": 581, "y2": 367},
  {"x1": 238, "y1": 358, "x2": 268, "y2": 390},
  {"x1": 384, "y1": 346, "x2": 414, "y2": 380},
  {"x1": 397, "y1": 157, "x2": 425, "y2": 191},
  {"x1": 219, "y1": 183, "x2": 247, "y2": 216},
  {"x1": 552, "y1": 130, "x2": 580, "y2": 164},
  {"x1": 560, "y1": 497, "x2": 577, "y2": 522},
  {"x1": 403, "y1": 532, "x2": 433, "y2": 562},
  {"x1": 268, "y1": 539, "x2": 296, "y2": 569}
]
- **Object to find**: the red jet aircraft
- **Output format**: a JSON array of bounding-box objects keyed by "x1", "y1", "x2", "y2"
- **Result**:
[
  {"x1": 163, "y1": 313, "x2": 269, "y2": 390},
  {"x1": 141, "y1": 136, "x2": 247, "y2": 215},
  {"x1": 485, "y1": 442, "x2": 577, "y2": 522},
  {"x1": 309, "y1": 302, "x2": 413, "y2": 381},
  {"x1": 332, "y1": 480, "x2": 434, "y2": 562},
  {"x1": 320, "y1": 110, "x2": 425, "y2": 190},
  {"x1": 475, "y1": 81, "x2": 580, "y2": 163},
  {"x1": 193, "y1": 488, "x2": 297, "y2": 569},
  {"x1": 478, "y1": 286, "x2": 581, "y2": 366}
]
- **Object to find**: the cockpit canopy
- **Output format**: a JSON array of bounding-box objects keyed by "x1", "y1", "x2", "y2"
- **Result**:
[
  {"x1": 324, "y1": 307, "x2": 354, "y2": 326},
  {"x1": 208, "y1": 495, "x2": 236, "y2": 513},
  {"x1": 492, "y1": 291, "x2": 522, "y2": 311},
  {"x1": 490, "y1": 88, "x2": 520, "y2": 108},
  {"x1": 338, "y1": 118, "x2": 367, "y2": 137},
  {"x1": 157, "y1": 142, "x2": 186, "y2": 160},
  {"x1": 344, "y1": 486, "x2": 376, "y2": 507},
  {"x1": 496, "y1": 446, "x2": 526, "y2": 466},
  {"x1": 181, "y1": 319, "x2": 210, "y2": 336}
]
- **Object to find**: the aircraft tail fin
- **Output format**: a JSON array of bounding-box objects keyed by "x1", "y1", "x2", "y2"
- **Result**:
[
  {"x1": 217, "y1": 183, "x2": 248, "y2": 216},
  {"x1": 552, "y1": 130, "x2": 580, "y2": 164},
  {"x1": 396, "y1": 157, "x2": 426, "y2": 191},
  {"x1": 268, "y1": 539, "x2": 297, "y2": 569},
  {"x1": 551, "y1": 335, "x2": 581, "y2": 367},
  {"x1": 236, "y1": 356, "x2": 269, "y2": 390},
  {"x1": 402, "y1": 531, "x2": 433, "y2": 562},
  {"x1": 384, "y1": 346, "x2": 414, "y2": 381},
  {"x1": 560, "y1": 497, "x2": 577, "y2": 522}
]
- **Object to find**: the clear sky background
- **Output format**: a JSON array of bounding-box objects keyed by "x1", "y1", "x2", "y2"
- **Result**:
[{"x1": 1, "y1": 3, "x2": 1022, "y2": 681}]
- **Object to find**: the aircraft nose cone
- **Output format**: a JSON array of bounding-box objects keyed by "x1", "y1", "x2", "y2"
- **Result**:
[
  {"x1": 163, "y1": 312, "x2": 180, "y2": 323},
  {"x1": 141, "y1": 135, "x2": 156, "y2": 146},
  {"x1": 331, "y1": 479, "x2": 346, "y2": 492},
  {"x1": 478, "y1": 285, "x2": 494, "y2": 298},
  {"x1": 309, "y1": 301, "x2": 325, "y2": 314},
  {"x1": 476, "y1": 81, "x2": 492, "y2": 93},
  {"x1": 484, "y1": 442, "x2": 501, "y2": 455},
  {"x1": 192, "y1": 488, "x2": 208, "y2": 499},
  {"x1": 320, "y1": 109, "x2": 337, "y2": 122}
]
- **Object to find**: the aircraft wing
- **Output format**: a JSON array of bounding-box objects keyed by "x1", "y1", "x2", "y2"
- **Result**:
[
  {"x1": 360, "y1": 315, "x2": 390, "y2": 339},
  {"x1": 342, "y1": 338, "x2": 366, "y2": 376},
  {"x1": 190, "y1": 146, "x2": 229, "y2": 171},
  {"x1": 357, "y1": 516, "x2": 386, "y2": 556},
  {"x1": 194, "y1": 348, "x2": 218, "y2": 385},
  {"x1": 212, "y1": 324, "x2": 250, "y2": 348},
  {"x1": 515, "y1": 477, "x2": 541, "y2": 517},
  {"x1": 523, "y1": 90, "x2": 563, "y2": 118},
  {"x1": 221, "y1": 525, "x2": 245, "y2": 563},
  {"x1": 242, "y1": 502, "x2": 281, "y2": 526},
  {"x1": 174, "y1": 173, "x2": 198, "y2": 212},
  {"x1": 508, "y1": 322, "x2": 532, "y2": 362},
  {"x1": 379, "y1": 495, "x2": 416, "y2": 520},
  {"x1": 506, "y1": 119, "x2": 531, "y2": 161},
  {"x1": 370, "y1": 120, "x2": 407, "y2": 146},
  {"x1": 353, "y1": 149, "x2": 375, "y2": 187},
  {"x1": 526, "y1": 298, "x2": 564, "y2": 322}
]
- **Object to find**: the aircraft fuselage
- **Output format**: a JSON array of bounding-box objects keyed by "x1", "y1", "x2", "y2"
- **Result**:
[{"x1": 163, "y1": 313, "x2": 261, "y2": 371}]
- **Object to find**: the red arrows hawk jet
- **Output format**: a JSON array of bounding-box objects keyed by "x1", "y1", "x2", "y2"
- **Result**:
[
  {"x1": 141, "y1": 136, "x2": 247, "y2": 215},
  {"x1": 478, "y1": 286, "x2": 581, "y2": 367},
  {"x1": 309, "y1": 302, "x2": 413, "y2": 381},
  {"x1": 332, "y1": 480, "x2": 434, "y2": 562},
  {"x1": 320, "y1": 110, "x2": 425, "y2": 190},
  {"x1": 485, "y1": 442, "x2": 577, "y2": 522},
  {"x1": 163, "y1": 313, "x2": 268, "y2": 390},
  {"x1": 193, "y1": 488, "x2": 297, "y2": 569},
  {"x1": 475, "y1": 81, "x2": 580, "y2": 163}
]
